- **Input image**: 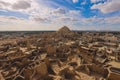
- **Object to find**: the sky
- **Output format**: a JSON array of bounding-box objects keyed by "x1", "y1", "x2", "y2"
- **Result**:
[{"x1": 0, "y1": 0, "x2": 120, "y2": 31}]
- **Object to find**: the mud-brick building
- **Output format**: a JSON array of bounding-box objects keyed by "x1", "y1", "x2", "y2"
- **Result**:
[{"x1": 78, "y1": 47, "x2": 95, "y2": 64}]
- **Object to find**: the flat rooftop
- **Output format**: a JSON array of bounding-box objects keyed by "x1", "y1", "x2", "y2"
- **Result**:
[{"x1": 108, "y1": 61, "x2": 120, "y2": 68}]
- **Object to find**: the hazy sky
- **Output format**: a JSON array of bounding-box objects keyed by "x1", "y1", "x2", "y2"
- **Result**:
[{"x1": 0, "y1": 0, "x2": 120, "y2": 31}]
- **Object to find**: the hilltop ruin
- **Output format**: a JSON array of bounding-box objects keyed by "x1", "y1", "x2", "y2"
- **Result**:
[{"x1": 0, "y1": 26, "x2": 120, "y2": 80}]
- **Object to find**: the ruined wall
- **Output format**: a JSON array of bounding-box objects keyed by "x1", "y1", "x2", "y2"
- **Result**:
[
  {"x1": 108, "y1": 72, "x2": 120, "y2": 80},
  {"x1": 89, "y1": 64, "x2": 109, "y2": 77}
]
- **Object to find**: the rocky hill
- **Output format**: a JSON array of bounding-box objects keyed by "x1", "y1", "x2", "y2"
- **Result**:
[
  {"x1": 55, "y1": 26, "x2": 78, "y2": 38},
  {"x1": 57, "y1": 26, "x2": 71, "y2": 33}
]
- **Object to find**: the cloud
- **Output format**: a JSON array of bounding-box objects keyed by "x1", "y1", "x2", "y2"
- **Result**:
[
  {"x1": 72, "y1": 0, "x2": 79, "y2": 3},
  {"x1": 0, "y1": 15, "x2": 64, "y2": 31},
  {"x1": 81, "y1": 0, "x2": 87, "y2": 5},
  {"x1": 53, "y1": 8, "x2": 66, "y2": 15},
  {"x1": 104, "y1": 16, "x2": 120, "y2": 24},
  {"x1": 0, "y1": 0, "x2": 38, "y2": 13},
  {"x1": 0, "y1": 9, "x2": 8, "y2": 12},
  {"x1": 0, "y1": 1, "x2": 10, "y2": 6},
  {"x1": 0, "y1": 15, "x2": 120, "y2": 31},
  {"x1": 0, "y1": 16, "x2": 25, "y2": 22},
  {"x1": 0, "y1": 0, "x2": 120, "y2": 31},
  {"x1": 29, "y1": 8, "x2": 80, "y2": 26},
  {"x1": 30, "y1": 16, "x2": 49, "y2": 23},
  {"x1": 91, "y1": 0, "x2": 120, "y2": 13},
  {"x1": 12, "y1": 1, "x2": 31, "y2": 10},
  {"x1": 82, "y1": 16, "x2": 120, "y2": 26},
  {"x1": 91, "y1": 0, "x2": 102, "y2": 3}
]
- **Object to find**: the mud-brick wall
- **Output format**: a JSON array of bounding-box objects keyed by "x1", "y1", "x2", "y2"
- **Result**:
[
  {"x1": 108, "y1": 72, "x2": 120, "y2": 80},
  {"x1": 89, "y1": 64, "x2": 109, "y2": 78}
]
